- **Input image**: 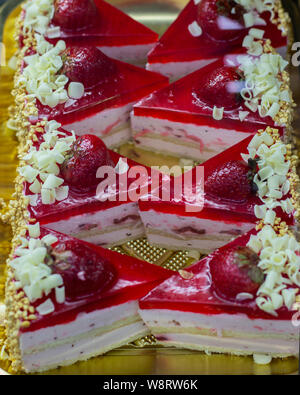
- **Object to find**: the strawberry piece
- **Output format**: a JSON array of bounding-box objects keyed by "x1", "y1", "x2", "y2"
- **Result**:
[
  {"x1": 50, "y1": 239, "x2": 117, "y2": 300},
  {"x1": 200, "y1": 66, "x2": 243, "y2": 109},
  {"x1": 61, "y1": 47, "x2": 116, "y2": 89},
  {"x1": 210, "y1": 246, "x2": 264, "y2": 301},
  {"x1": 197, "y1": 0, "x2": 246, "y2": 42},
  {"x1": 53, "y1": 0, "x2": 97, "y2": 30},
  {"x1": 61, "y1": 134, "x2": 114, "y2": 191},
  {"x1": 205, "y1": 159, "x2": 258, "y2": 202}
]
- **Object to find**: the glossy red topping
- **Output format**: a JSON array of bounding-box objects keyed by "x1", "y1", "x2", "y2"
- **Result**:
[
  {"x1": 20, "y1": 228, "x2": 173, "y2": 333},
  {"x1": 147, "y1": 0, "x2": 286, "y2": 64},
  {"x1": 51, "y1": 238, "x2": 117, "y2": 301},
  {"x1": 199, "y1": 65, "x2": 243, "y2": 109},
  {"x1": 205, "y1": 159, "x2": 257, "y2": 202},
  {"x1": 139, "y1": 230, "x2": 295, "y2": 320},
  {"x1": 197, "y1": 0, "x2": 246, "y2": 42},
  {"x1": 61, "y1": 47, "x2": 116, "y2": 88},
  {"x1": 53, "y1": 0, "x2": 97, "y2": 30},
  {"x1": 61, "y1": 134, "x2": 114, "y2": 191},
  {"x1": 210, "y1": 246, "x2": 264, "y2": 301}
]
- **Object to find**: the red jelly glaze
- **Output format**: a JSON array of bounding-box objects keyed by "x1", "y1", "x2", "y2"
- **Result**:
[
  {"x1": 134, "y1": 56, "x2": 282, "y2": 134},
  {"x1": 139, "y1": 230, "x2": 295, "y2": 321},
  {"x1": 147, "y1": 0, "x2": 287, "y2": 64},
  {"x1": 26, "y1": 127, "x2": 155, "y2": 224},
  {"x1": 139, "y1": 136, "x2": 294, "y2": 225},
  {"x1": 19, "y1": 227, "x2": 173, "y2": 333},
  {"x1": 35, "y1": 53, "x2": 168, "y2": 125},
  {"x1": 48, "y1": 0, "x2": 158, "y2": 47}
]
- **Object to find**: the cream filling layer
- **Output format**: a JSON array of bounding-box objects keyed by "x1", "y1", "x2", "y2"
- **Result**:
[
  {"x1": 139, "y1": 309, "x2": 298, "y2": 356},
  {"x1": 139, "y1": 210, "x2": 254, "y2": 252},
  {"x1": 98, "y1": 43, "x2": 155, "y2": 64},
  {"x1": 20, "y1": 301, "x2": 141, "y2": 351},
  {"x1": 131, "y1": 114, "x2": 253, "y2": 161},
  {"x1": 146, "y1": 58, "x2": 217, "y2": 80},
  {"x1": 63, "y1": 103, "x2": 133, "y2": 148},
  {"x1": 146, "y1": 45, "x2": 287, "y2": 80},
  {"x1": 22, "y1": 321, "x2": 148, "y2": 373}
]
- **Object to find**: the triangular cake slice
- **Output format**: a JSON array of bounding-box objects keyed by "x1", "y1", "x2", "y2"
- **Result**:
[
  {"x1": 132, "y1": 43, "x2": 292, "y2": 162},
  {"x1": 15, "y1": 36, "x2": 168, "y2": 149},
  {"x1": 4, "y1": 226, "x2": 172, "y2": 373},
  {"x1": 20, "y1": 0, "x2": 159, "y2": 65},
  {"x1": 17, "y1": 122, "x2": 165, "y2": 247},
  {"x1": 139, "y1": 226, "x2": 300, "y2": 360},
  {"x1": 146, "y1": 0, "x2": 291, "y2": 79},
  {"x1": 138, "y1": 127, "x2": 298, "y2": 253}
]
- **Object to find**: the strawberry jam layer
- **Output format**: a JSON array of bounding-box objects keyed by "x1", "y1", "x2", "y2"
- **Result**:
[
  {"x1": 27, "y1": 146, "x2": 153, "y2": 225},
  {"x1": 134, "y1": 57, "x2": 282, "y2": 133},
  {"x1": 47, "y1": 0, "x2": 158, "y2": 47},
  {"x1": 139, "y1": 230, "x2": 295, "y2": 321},
  {"x1": 139, "y1": 136, "x2": 294, "y2": 225},
  {"x1": 147, "y1": 0, "x2": 287, "y2": 64},
  {"x1": 20, "y1": 228, "x2": 172, "y2": 333},
  {"x1": 34, "y1": 57, "x2": 168, "y2": 125}
]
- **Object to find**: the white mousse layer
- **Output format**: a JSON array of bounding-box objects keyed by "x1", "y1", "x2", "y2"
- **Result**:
[
  {"x1": 21, "y1": 301, "x2": 148, "y2": 372},
  {"x1": 139, "y1": 309, "x2": 298, "y2": 357},
  {"x1": 131, "y1": 114, "x2": 252, "y2": 162},
  {"x1": 98, "y1": 43, "x2": 155, "y2": 65},
  {"x1": 146, "y1": 58, "x2": 217, "y2": 80},
  {"x1": 63, "y1": 103, "x2": 133, "y2": 148},
  {"x1": 45, "y1": 202, "x2": 145, "y2": 246},
  {"x1": 139, "y1": 209, "x2": 254, "y2": 252}
]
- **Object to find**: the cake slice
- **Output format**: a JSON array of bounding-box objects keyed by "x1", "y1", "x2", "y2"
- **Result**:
[
  {"x1": 138, "y1": 127, "x2": 297, "y2": 253},
  {"x1": 18, "y1": 124, "x2": 159, "y2": 247},
  {"x1": 4, "y1": 226, "x2": 172, "y2": 373},
  {"x1": 132, "y1": 43, "x2": 292, "y2": 162},
  {"x1": 15, "y1": 36, "x2": 168, "y2": 149},
  {"x1": 20, "y1": 0, "x2": 159, "y2": 65},
  {"x1": 139, "y1": 226, "x2": 300, "y2": 360},
  {"x1": 146, "y1": 0, "x2": 291, "y2": 79}
]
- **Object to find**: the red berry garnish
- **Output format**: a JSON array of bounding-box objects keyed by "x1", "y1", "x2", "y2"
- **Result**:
[
  {"x1": 61, "y1": 47, "x2": 116, "y2": 89},
  {"x1": 61, "y1": 134, "x2": 114, "y2": 191},
  {"x1": 210, "y1": 246, "x2": 264, "y2": 301},
  {"x1": 53, "y1": 0, "x2": 97, "y2": 30},
  {"x1": 200, "y1": 66, "x2": 243, "y2": 109},
  {"x1": 51, "y1": 240, "x2": 117, "y2": 300},
  {"x1": 197, "y1": 0, "x2": 246, "y2": 42},
  {"x1": 205, "y1": 160, "x2": 258, "y2": 202}
]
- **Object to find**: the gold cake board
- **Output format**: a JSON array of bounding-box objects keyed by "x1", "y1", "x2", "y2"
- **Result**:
[{"x1": 0, "y1": 3, "x2": 298, "y2": 375}]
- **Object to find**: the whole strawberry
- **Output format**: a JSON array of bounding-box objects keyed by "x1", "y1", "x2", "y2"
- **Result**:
[
  {"x1": 61, "y1": 47, "x2": 116, "y2": 88},
  {"x1": 210, "y1": 246, "x2": 264, "y2": 301},
  {"x1": 53, "y1": 0, "x2": 97, "y2": 30},
  {"x1": 197, "y1": 0, "x2": 246, "y2": 42},
  {"x1": 51, "y1": 240, "x2": 117, "y2": 300},
  {"x1": 200, "y1": 66, "x2": 243, "y2": 109},
  {"x1": 61, "y1": 135, "x2": 114, "y2": 191},
  {"x1": 205, "y1": 159, "x2": 258, "y2": 202}
]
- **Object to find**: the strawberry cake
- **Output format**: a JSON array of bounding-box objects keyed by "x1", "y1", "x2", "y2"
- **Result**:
[
  {"x1": 139, "y1": 127, "x2": 297, "y2": 253},
  {"x1": 1, "y1": 0, "x2": 299, "y2": 374},
  {"x1": 132, "y1": 42, "x2": 293, "y2": 162},
  {"x1": 4, "y1": 226, "x2": 172, "y2": 373},
  {"x1": 146, "y1": 0, "x2": 291, "y2": 79},
  {"x1": 16, "y1": 37, "x2": 167, "y2": 149},
  {"x1": 20, "y1": 126, "x2": 154, "y2": 247},
  {"x1": 20, "y1": 0, "x2": 159, "y2": 65},
  {"x1": 139, "y1": 226, "x2": 299, "y2": 358}
]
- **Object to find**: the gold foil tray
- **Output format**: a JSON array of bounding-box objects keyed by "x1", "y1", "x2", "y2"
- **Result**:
[{"x1": 0, "y1": 0, "x2": 298, "y2": 375}]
